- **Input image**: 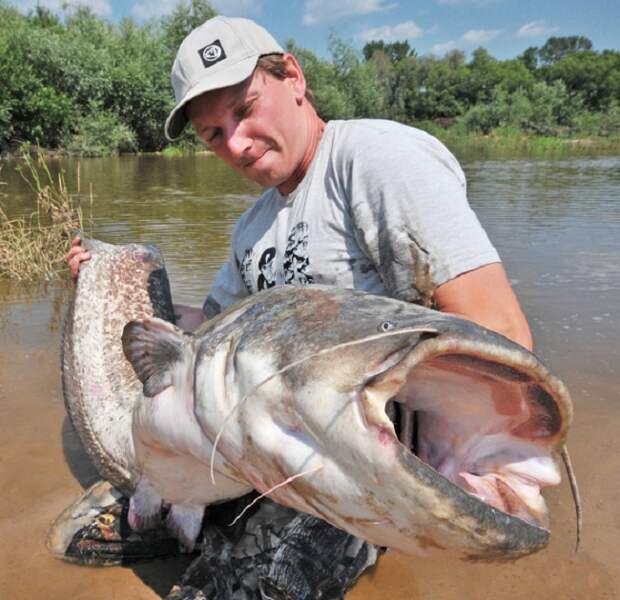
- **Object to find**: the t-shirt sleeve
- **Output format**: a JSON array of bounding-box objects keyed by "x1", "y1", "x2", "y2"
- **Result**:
[
  {"x1": 346, "y1": 127, "x2": 500, "y2": 304},
  {"x1": 202, "y1": 225, "x2": 249, "y2": 318}
]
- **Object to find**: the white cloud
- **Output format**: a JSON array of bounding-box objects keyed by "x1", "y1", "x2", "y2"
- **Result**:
[
  {"x1": 516, "y1": 20, "x2": 558, "y2": 38},
  {"x1": 431, "y1": 40, "x2": 457, "y2": 55},
  {"x1": 303, "y1": 0, "x2": 396, "y2": 26},
  {"x1": 132, "y1": 0, "x2": 262, "y2": 21},
  {"x1": 358, "y1": 20, "x2": 424, "y2": 42},
  {"x1": 432, "y1": 27, "x2": 502, "y2": 55},
  {"x1": 12, "y1": 0, "x2": 112, "y2": 17},
  {"x1": 461, "y1": 28, "x2": 502, "y2": 44}
]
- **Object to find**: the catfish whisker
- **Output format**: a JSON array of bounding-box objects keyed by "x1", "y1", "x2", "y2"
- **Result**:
[{"x1": 228, "y1": 465, "x2": 324, "y2": 527}]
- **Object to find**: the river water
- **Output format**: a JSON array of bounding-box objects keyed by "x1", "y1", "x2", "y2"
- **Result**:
[{"x1": 1, "y1": 151, "x2": 619, "y2": 599}]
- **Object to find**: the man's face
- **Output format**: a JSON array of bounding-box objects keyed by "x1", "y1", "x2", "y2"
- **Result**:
[{"x1": 187, "y1": 59, "x2": 307, "y2": 189}]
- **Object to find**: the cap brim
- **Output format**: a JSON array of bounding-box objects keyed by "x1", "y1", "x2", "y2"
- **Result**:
[{"x1": 164, "y1": 55, "x2": 260, "y2": 142}]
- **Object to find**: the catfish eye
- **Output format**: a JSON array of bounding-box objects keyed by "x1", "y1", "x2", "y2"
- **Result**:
[{"x1": 378, "y1": 320, "x2": 396, "y2": 332}]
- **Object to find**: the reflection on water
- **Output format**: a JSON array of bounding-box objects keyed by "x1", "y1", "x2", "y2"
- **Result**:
[
  {"x1": 1, "y1": 154, "x2": 261, "y2": 303},
  {"x1": 462, "y1": 157, "x2": 620, "y2": 380},
  {"x1": 0, "y1": 281, "x2": 69, "y2": 348},
  {"x1": 3, "y1": 153, "x2": 618, "y2": 374},
  {"x1": 1, "y1": 152, "x2": 619, "y2": 598}
]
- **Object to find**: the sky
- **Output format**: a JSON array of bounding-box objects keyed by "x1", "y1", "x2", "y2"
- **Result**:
[{"x1": 11, "y1": 0, "x2": 620, "y2": 60}]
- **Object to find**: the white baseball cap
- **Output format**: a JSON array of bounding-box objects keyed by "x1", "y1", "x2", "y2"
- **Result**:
[{"x1": 164, "y1": 16, "x2": 284, "y2": 141}]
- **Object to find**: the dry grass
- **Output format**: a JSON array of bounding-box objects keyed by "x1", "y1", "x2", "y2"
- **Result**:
[{"x1": 0, "y1": 151, "x2": 91, "y2": 280}]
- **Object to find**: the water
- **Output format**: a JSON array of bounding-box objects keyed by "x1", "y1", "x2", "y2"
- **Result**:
[{"x1": 1, "y1": 152, "x2": 619, "y2": 598}]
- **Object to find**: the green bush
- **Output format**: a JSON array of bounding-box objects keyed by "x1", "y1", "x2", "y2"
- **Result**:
[
  {"x1": 1, "y1": 0, "x2": 619, "y2": 152},
  {"x1": 463, "y1": 86, "x2": 531, "y2": 133},
  {"x1": 572, "y1": 102, "x2": 620, "y2": 136},
  {"x1": 526, "y1": 80, "x2": 578, "y2": 134},
  {"x1": 65, "y1": 110, "x2": 137, "y2": 156}
]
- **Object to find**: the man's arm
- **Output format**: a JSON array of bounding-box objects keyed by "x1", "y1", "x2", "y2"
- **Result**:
[{"x1": 433, "y1": 262, "x2": 533, "y2": 351}]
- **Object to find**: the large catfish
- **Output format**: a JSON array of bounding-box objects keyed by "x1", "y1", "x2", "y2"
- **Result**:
[{"x1": 112, "y1": 248, "x2": 578, "y2": 559}]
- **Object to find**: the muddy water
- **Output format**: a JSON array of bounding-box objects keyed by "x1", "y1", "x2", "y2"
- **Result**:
[{"x1": 1, "y1": 153, "x2": 619, "y2": 599}]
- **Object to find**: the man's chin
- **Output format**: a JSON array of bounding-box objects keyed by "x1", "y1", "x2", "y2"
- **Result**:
[
  {"x1": 246, "y1": 167, "x2": 291, "y2": 191},
  {"x1": 245, "y1": 170, "x2": 280, "y2": 189}
]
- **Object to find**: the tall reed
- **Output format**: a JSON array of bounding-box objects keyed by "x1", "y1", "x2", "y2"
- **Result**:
[{"x1": 0, "y1": 151, "x2": 91, "y2": 281}]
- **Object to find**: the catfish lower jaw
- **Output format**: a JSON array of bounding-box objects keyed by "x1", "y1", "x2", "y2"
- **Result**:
[{"x1": 361, "y1": 337, "x2": 569, "y2": 534}]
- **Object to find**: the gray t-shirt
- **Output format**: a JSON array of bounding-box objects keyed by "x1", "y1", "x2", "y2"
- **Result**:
[{"x1": 203, "y1": 119, "x2": 499, "y2": 317}]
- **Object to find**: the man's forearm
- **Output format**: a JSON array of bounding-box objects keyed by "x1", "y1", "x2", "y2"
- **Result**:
[{"x1": 433, "y1": 263, "x2": 534, "y2": 351}]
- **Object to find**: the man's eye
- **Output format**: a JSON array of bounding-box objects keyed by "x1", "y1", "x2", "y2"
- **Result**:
[
  {"x1": 236, "y1": 100, "x2": 254, "y2": 120},
  {"x1": 207, "y1": 128, "x2": 222, "y2": 143}
]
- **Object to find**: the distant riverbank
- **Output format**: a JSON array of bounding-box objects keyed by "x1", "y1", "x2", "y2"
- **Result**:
[{"x1": 3, "y1": 128, "x2": 619, "y2": 163}]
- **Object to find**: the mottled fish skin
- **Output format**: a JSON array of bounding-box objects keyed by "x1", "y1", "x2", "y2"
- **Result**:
[{"x1": 62, "y1": 238, "x2": 175, "y2": 495}]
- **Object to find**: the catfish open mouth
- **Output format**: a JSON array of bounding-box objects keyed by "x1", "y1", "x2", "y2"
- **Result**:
[{"x1": 363, "y1": 333, "x2": 572, "y2": 530}]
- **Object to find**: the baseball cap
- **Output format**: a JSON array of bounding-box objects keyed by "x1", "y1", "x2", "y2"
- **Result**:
[{"x1": 164, "y1": 16, "x2": 284, "y2": 141}]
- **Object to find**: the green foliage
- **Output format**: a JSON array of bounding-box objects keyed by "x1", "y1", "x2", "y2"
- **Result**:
[
  {"x1": 0, "y1": 0, "x2": 617, "y2": 152},
  {"x1": 288, "y1": 38, "x2": 385, "y2": 120},
  {"x1": 0, "y1": 0, "x2": 219, "y2": 152},
  {"x1": 572, "y1": 101, "x2": 620, "y2": 136},
  {"x1": 527, "y1": 80, "x2": 577, "y2": 132},
  {"x1": 463, "y1": 81, "x2": 577, "y2": 135},
  {"x1": 363, "y1": 40, "x2": 414, "y2": 63},
  {"x1": 27, "y1": 87, "x2": 78, "y2": 147},
  {"x1": 538, "y1": 36, "x2": 593, "y2": 65},
  {"x1": 160, "y1": 145, "x2": 185, "y2": 157},
  {"x1": 65, "y1": 109, "x2": 137, "y2": 157},
  {"x1": 518, "y1": 47, "x2": 538, "y2": 72},
  {"x1": 542, "y1": 50, "x2": 620, "y2": 111},
  {"x1": 161, "y1": 0, "x2": 218, "y2": 52}
]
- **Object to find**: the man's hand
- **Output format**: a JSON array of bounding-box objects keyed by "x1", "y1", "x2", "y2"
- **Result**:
[
  {"x1": 66, "y1": 235, "x2": 91, "y2": 283},
  {"x1": 433, "y1": 262, "x2": 533, "y2": 351}
]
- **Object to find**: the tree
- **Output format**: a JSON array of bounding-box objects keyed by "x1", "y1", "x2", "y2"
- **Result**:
[
  {"x1": 415, "y1": 58, "x2": 468, "y2": 119},
  {"x1": 518, "y1": 46, "x2": 538, "y2": 72},
  {"x1": 363, "y1": 40, "x2": 414, "y2": 63},
  {"x1": 161, "y1": 0, "x2": 218, "y2": 52},
  {"x1": 542, "y1": 49, "x2": 620, "y2": 110},
  {"x1": 538, "y1": 36, "x2": 593, "y2": 65},
  {"x1": 27, "y1": 5, "x2": 62, "y2": 31}
]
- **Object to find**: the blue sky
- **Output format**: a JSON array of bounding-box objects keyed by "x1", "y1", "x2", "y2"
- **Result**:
[{"x1": 12, "y1": 0, "x2": 620, "y2": 60}]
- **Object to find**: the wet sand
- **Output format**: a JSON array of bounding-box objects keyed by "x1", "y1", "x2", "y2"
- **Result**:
[{"x1": 1, "y1": 286, "x2": 619, "y2": 599}]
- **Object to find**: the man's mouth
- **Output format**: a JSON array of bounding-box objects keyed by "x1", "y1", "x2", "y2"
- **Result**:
[{"x1": 241, "y1": 149, "x2": 268, "y2": 169}]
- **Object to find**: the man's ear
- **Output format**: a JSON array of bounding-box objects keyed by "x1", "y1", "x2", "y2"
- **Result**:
[{"x1": 282, "y1": 53, "x2": 307, "y2": 103}]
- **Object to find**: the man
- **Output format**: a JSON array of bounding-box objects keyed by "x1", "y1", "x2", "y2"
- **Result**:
[
  {"x1": 70, "y1": 16, "x2": 532, "y2": 352},
  {"x1": 65, "y1": 15, "x2": 533, "y2": 591}
]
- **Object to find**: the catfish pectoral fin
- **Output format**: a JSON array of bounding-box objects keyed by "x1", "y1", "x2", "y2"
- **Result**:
[
  {"x1": 128, "y1": 477, "x2": 164, "y2": 531},
  {"x1": 122, "y1": 318, "x2": 193, "y2": 397}
]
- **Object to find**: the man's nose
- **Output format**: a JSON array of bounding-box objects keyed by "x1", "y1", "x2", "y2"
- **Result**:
[{"x1": 223, "y1": 122, "x2": 252, "y2": 159}]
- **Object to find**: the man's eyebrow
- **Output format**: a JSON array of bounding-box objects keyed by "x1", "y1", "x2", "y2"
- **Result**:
[
  {"x1": 225, "y1": 76, "x2": 257, "y2": 109},
  {"x1": 228, "y1": 91, "x2": 258, "y2": 112}
]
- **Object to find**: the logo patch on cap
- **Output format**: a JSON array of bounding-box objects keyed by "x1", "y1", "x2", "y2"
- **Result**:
[{"x1": 198, "y1": 40, "x2": 226, "y2": 68}]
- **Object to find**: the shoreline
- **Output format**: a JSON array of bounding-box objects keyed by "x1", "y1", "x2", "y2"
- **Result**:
[{"x1": 2, "y1": 131, "x2": 619, "y2": 162}]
